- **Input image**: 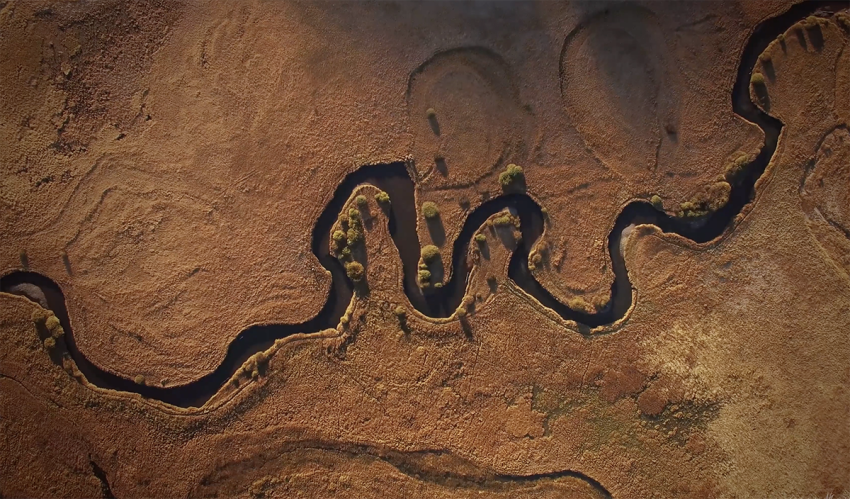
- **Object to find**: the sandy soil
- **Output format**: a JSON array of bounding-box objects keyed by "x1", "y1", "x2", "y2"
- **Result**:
[{"x1": 1, "y1": 1, "x2": 848, "y2": 498}]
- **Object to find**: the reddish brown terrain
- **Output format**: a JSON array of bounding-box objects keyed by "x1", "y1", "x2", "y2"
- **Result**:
[{"x1": 1, "y1": 1, "x2": 849, "y2": 498}]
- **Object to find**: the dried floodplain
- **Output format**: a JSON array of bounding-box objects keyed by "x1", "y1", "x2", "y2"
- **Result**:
[{"x1": 1, "y1": 1, "x2": 849, "y2": 498}]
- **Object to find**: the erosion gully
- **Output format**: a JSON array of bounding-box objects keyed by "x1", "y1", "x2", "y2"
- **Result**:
[{"x1": 1, "y1": 1, "x2": 843, "y2": 408}]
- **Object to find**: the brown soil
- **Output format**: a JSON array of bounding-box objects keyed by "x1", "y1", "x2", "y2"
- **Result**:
[{"x1": 1, "y1": 1, "x2": 849, "y2": 498}]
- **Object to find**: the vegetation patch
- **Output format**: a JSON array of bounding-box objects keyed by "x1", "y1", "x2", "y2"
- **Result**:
[
  {"x1": 421, "y1": 244, "x2": 440, "y2": 263},
  {"x1": 375, "y1": 191, "x2": 390, "y2": 205},
  {"x1": 354, "y1": 195, "x2": 368, "y2": 208},
  {"x1": 499, "y1": 163, "x2": 525, "y2": 191},
  {"x1": 421, "y1": 201, "x2": 440, "y2": 219},
  {"x1": 418, "y1": 269, "x2": 432, "y2": 287},
  {"x1": 724, "y1": 150, "x2": 755, "y2": 181},
  {"x1": 345, "y1": 261, "x2": 365, "y2": 282},
  {"x1": 678, "y1": 181, "x2": 731, "y2": 218},
  {"x1": 650, "y1": 195, "x2": 663, "y2": 209}
]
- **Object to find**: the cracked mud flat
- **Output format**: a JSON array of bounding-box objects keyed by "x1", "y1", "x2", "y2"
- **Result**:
[{"x1": 1, "y1": 1, "x2": 849, "y2": 498}]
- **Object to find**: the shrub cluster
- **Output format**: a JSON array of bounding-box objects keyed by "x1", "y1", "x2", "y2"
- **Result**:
[
  {"x1": 499, "y1": 164, "x2": 525, "y2": 191},
  {"x1": 422, "y1": 201, "x2": 439, "y2": 219}
]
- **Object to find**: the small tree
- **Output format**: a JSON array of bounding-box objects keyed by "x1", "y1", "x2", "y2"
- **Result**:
[
  {"x1": 345, "y1": 261, "x2": 365, "y2": 281},
  {"x1": 499, "y1": 164, "x2": 525, "y2": 190},
  {"x1": 375, "y1": 191, "x2": 390, "y2": 204},
  {"x1": 422, "y1": 201, "x2": 439, "y2": 219},
  {"x1": 421, "y1": 244, "x2": 440, "y2": 263}
]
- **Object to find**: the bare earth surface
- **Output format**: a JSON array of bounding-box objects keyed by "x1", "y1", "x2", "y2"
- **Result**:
[{"x1": 1, "y1": 1, "x2": 849, "y2": 498}]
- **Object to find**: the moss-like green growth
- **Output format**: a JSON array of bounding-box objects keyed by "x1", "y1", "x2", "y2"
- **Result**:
[
  {"x1": 345, "y1": 261, "x2": 365, "y2": 281},
  {"x1": 375, "y1": 191, "x2": 390, "y2": 204},
  {"x1": 751, "y1": 72, "x2": 765, "y2": 87},
  {"x1": 43, "y1": 337, "x2": 56, "y2": 349},
  {"x1": 422, "y1": 201, "x2": 439, "y2": 219},
  {"x1": 355, "y1": 195, "x2": 368, "y2": 208},
  {"x1": 650, "y1": 195, "x2": 663, "y2": 209},
  {"x1": 434, "y1": 282, "x2": 443, "y2": 289},
  {"x1": 340, "y1": 247, "x2": 351, "y2": 259},
  {"x1": 498, "y1": 164, "x2": 525, "y2": 190},
  {"x1": 134, "y1": 375, "x2": 145, "y2": 385},
  {"x1": 426, "y1": 108, "x2": 437, "y2": 119},
  {"x1": 759, "y1": 53, "x2": 771, "y2": 64},
  {"x1": 338, "y1": 212, "x2": 349, "y2": 228},
  {"x1": 421, "y1": 244, "x2": 440, "y2": 263},
  {"x1": 418, "y1": 269, "x2": 431, "y2": 284},
  {"x1": 455, "y1": 306, "x2": 467, "y2": 318},
  {"x1": 349, "y1": 208, "x2": 361, "y2": 222},
  {"x1": 474, "y1": 233, "x2": 486, "y2": 244}
]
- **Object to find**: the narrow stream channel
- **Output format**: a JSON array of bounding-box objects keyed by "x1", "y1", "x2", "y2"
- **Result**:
[{"x1": 1, "y1": 1, "x2": 844, "y2": 408}]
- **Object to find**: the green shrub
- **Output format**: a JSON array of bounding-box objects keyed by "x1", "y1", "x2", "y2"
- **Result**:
[
  {"x1": 43, "y1": 337, "x2": 56, "y2": 349},
  {"x1": 45, "y1": 315, "x2": 61, "y2": 332},
  {"x1": 422, "y1": 201, "x2": 439, "y2": 219},
  {"x1": 499, "y1": 164, "x2": 525, "y2": 190},
  {"x1": 531, "y1": 253, "x2": 543, "y2": 266},
  {"x1": 347, "y1": 227, "x2": 364, "y2": 246},
  {"x1": 650, "y1": 195, "x2": 663, "y2": 209},
  {"x1": 349, "y1": 208, "x2": 361, "y2": 221},
  {"x1": 345, "y1": 261, "x2": 365, "y2": 281},
  {"x1": 50, "y1": 325, "x2": 65, "y2": 339},
  {"x1": 31, "y1": 309, "x2": 50, "y2": 325},
  {"x1": 393, "y1": 306, "x2": 406, "y2": 320},
  {"x1": 332, "y1": 230, "x2": 347, "y2": 248},
  {"x1": 340, "y1": 247, "x2": 351, "y2": 259},
  {"x1": 418, "y1": 269, "x2": 431, "y2": 283},
  {"x1": 134, "y1": 375, "x2": 145, "y2": 385},
  {"x1": 456, "y1": 306, "x2": 467, "y2": 318},
  {"x1": 421, "y1": 244, "x2": 440, "y2": 263},
  {"x1": 375, "y1": 191, "x2": 390, "y2": 204},
  {"x1": 338, "y1": 213, "x2": 349, "y2": 227},
  {"x1": 434, "y1": 282, "x2": 443, "y2": 289},
  {"x1": 355, "y1": 195, "x2": 368, "y2": 208},
  {"x1": 493, "y1": 215, "x2": 513, "y2": 226},
  {"x1": 474, "y1": 233, "x2": 486, "y2": 244},
  {"x1": 426, "y1": 108, "x2": 437, "y2": 119},
  {"x1": 751, "y1": 72, "x2": 765, "y2": 86}
]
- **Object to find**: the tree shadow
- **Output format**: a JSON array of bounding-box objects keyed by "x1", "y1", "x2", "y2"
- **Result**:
[{"x1": 427, "y1": 216, "x2": 446, "y2": 247}]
